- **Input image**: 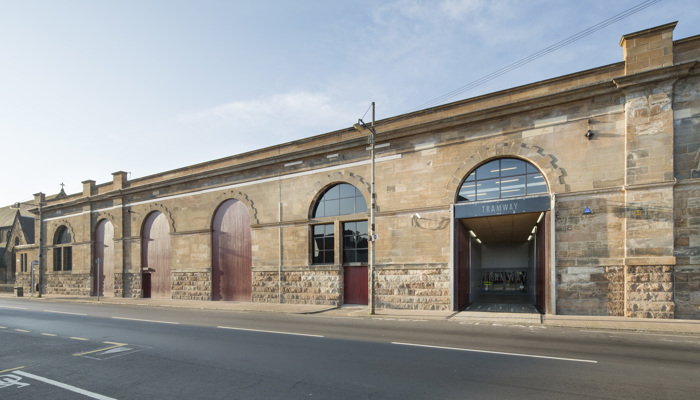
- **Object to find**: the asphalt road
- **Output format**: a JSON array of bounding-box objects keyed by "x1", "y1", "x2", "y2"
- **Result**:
[{"x1": 1, "y1": 298, "x2": 699, "y2": 399}]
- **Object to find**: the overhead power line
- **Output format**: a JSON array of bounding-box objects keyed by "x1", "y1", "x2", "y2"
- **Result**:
[{"x1": 409, "y1": 0, "x2": 663, "y2": 112}]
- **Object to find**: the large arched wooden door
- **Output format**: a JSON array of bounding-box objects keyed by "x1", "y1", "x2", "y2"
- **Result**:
[
  {"x1": 212, "y1": 199, "x2": 252, "y2": 301},
  {"x1": 142, "y1": 212, "x2": 171, "y2": 298},
  {"x1": 94, "y1": 219, "x2": 115, "y2": 297}
]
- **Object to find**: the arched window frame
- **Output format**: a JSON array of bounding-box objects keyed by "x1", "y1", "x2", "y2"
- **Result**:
[
  {"x1": 457, "y1": 158, "x2": 548, "y2": 202},
  {"x1": 310, "y1": 183, "x2": 369, "y2": 266},
  {"x1": 53, "y1": 226, "x2": 72, "y2": 272}
]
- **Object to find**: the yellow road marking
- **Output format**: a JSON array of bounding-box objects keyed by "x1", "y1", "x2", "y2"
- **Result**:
[
  {"x1": 69, "y1": 337, "x2": 89, "y2": 341},
  {"x1": 0, "y1": 366, "x2": 24, "y2": 374},
  {"x1": 15, "y1": 329, "x2": 30, "y2": 333},
  {"x1": 74, "y1": 342, "x2": 128, "y2": 356}
]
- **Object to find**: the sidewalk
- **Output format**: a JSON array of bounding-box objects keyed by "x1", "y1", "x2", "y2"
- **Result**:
[{"x1": 3, "y1": 293, "x2": 699, "y2": 335}]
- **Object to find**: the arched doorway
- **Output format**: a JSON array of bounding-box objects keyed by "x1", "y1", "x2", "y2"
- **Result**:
[
  {"x1": 453, "y1": 158, "x2": 551, "y2": 313},
  {"x1": 212, "y1": 199, "x2": 252, "y2": 301},
  {"x1": 94, "y1": 219, "x2": 115, "y2": 297},
  {"x1": 141, "y1": 211, "x2": 171, "y2": 298},
  {"x1": 310, "y1": 183, "x2": 369, "y2": 305}
]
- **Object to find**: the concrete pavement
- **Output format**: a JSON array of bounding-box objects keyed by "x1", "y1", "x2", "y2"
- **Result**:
[{"x1": 3, "y1": 293, "x2": 699, "y2": 335}]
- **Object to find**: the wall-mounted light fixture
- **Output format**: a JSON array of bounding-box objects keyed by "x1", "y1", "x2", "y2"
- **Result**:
[{"x1": 585, "y1": 130, "x2": 594, "y2": 140}]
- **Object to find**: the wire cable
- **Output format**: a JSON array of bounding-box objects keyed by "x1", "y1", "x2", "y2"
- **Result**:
[{"x1": 408, "y1": 0, "x2": 663, "y2": 112}]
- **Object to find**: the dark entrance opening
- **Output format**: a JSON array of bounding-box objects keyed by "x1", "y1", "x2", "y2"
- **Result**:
[
  {"x1": 142, "y1": 272, "x2": 151, "y2": 299},
  {"x1": 454, "y1": 197, "x2": 550, "y2": 313}
]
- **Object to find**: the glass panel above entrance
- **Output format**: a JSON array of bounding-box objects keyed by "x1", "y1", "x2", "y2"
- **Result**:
[{"x1": 457, "y1": 158, "x2": 547, "y2": 202}]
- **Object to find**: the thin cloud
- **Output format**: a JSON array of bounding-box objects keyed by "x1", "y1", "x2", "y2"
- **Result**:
[{"x1": 178, "y1": 91, "x2": 359, "y2": 150}]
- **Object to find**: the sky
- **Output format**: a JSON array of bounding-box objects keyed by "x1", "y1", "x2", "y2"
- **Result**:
[{"x1": 2, "y1": 0, "x2": 699, "y2": 206}]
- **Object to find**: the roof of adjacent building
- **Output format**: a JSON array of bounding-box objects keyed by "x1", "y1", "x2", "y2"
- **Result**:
[
  {"x1": 0, "y1": 202, "x2": 34, "y2": 229},
  {"x1": 0, "y1": 202, "x2": 36, "y2": 250}
]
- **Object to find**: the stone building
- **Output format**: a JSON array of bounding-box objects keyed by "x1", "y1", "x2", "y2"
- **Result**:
[
  {"x1": 17, "y1": 22, "x2": 700, "y2": 320},
  {"x1": 0, "y1": 202, "x2": 35, "y2": 284}
]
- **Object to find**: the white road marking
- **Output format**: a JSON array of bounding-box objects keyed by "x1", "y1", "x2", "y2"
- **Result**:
[
  {"x1": 74, "y1": 342, "x2": 128, "y2": 357},
  {"x1": 392, "y1": 342, "x2": 598, "y2": 363},
  {"x1": 0, "y1": 373, "x2": 30, "y2": 388},
  {"x1": 218, "y1": 326, "x2": 324, "y2": 338},
  {"x1": 0, "y1": 305, "x2": 27, "y2": 310},
  {"x1": 13, "y1": 370, "x2": 117, "y2": 400},
  {"x1": 102, "y1": 347, "x2": 133, "y2": 355},
  {"x1": 43, "y1": 310, "x2": 87, "y2": 316},
  {"x1": 112, "y1": 316, "x2": 179, "y2": 325}
]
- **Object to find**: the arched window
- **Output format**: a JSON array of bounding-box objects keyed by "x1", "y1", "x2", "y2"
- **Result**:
[
  {"x1": 457, "y1": 158, "x2": 547, "y2": 202},
  {"x1": 313, "y1": 183, "x2": 367, "y2": 218},
  {"x1": 311, "y1": 183, "x2": 368, "y2": 265},
  {"x1": 53, "y1": 226, "x2": 72, "y2": 271}
]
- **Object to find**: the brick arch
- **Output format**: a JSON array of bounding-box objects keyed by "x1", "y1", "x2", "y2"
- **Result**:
[
  {"x1": 51, "y1": 220, "x2": 76, "y2": 244},
  {"x1": 139, "y1": 203, "x2": 176, "y2": 234},
  {"x1": 306, "y1": 171, "x2": 370, "y2": 218},
  {"x1": 92, "y1": 212, "x2": 117, "y2": 236},
  {"x1": 444, "y1": 141, "x2": 569, "y2": 204},
  {"x1": 208, "y1": 190, "x2": 259, "y2": 226}
]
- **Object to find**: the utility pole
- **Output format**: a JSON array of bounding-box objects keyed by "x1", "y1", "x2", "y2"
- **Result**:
[{"x1": 354, "y1": 102, "x2": 377, "y2": 314}]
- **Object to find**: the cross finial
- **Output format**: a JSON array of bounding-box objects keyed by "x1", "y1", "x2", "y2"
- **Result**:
[{"x1": 60, "y1": 182, "x2": 65, "y2": 190}]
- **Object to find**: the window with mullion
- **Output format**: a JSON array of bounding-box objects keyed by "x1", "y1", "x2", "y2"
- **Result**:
[
  {"x1": 313, "y1": 183, "x2": 367, "y2": 218},
  {"x1": 457, "y1": 158, "x2": 548, "y2": 202},
  {"x1": 312, "y1": 224, "x2": 334, "y2": 264},
  {"x1": 343, "y1": 221, "x2": 368, "y2": 265},
  {"x1": 53, "y1": 248, "x2": 62, "y2": 271},
  {"x1": 63, "y1": 247, "x2": 72, "y2": 271},
  {"x1": 52, "y1": 226, "x2": 73, "y2": 271}
]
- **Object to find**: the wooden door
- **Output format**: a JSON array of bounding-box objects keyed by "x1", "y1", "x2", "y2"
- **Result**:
[
  {"x1": 456, "y1": 222, "x2": 470, "y2": 310},
  {"x1": 344, "y1": 265, "x2": 368, "y2": 305},
  {"x1": 212, "y1": 199, "x2": 252, "y2": 301},
  {"x1": 142, "y1": 212, "x2": 171, "y2": 298},
  {"x1": 94, "y1": 219, "x2": 115, "y2": 297}
]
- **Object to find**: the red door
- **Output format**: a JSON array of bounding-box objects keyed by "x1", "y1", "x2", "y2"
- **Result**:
[
  {"x1": 212, "y1": 199, "x2": 252, "y2": 301},
  {"x1": 344, "y1": 265, "x2": 368, "y2": 305},
  {"x1": 142, "y1": 212, "x2": 171, "y2": 298},
  {"x1": 94, "y1": 219, "x2": 115, "y2": 297}
]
